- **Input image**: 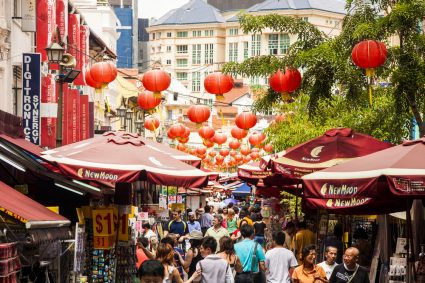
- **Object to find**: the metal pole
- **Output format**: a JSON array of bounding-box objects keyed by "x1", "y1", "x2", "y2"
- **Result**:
[{"x1": 56, "y1": 65, "x2": 63, "y2": 147}]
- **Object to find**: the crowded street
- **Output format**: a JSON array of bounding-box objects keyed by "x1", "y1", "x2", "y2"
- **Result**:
[{"x1": 0, "y1": 0, "x2": 425, "y2": 282}]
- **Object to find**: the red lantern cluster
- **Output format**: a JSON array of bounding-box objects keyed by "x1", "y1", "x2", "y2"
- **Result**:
[
  {"x1": 137, "y1": 91, "x2": 162, "y2": 110},
  {"x1": 235, "y1": 112, "x2": 257, "y2": 130},
  {"x1": 229, "y1": 139, "x2": 240, "y2": 150},
  {"x1": 212, "y1": 133, "x2": 227, "y2": 145},
  {"x1": 351, "y1": 40, "x2": 387, "y2": 76},
  {"x1": 231, "y1": 126, "x2": 248, "y2": 140},
  {"x1": 204, "y1": 72, "x2": 234, "y2": 101},
  {"x1": 219, "y1": 148, "x2": 229, "y2": 157},
  {"x1": 187, "y1": 105, "x2": 211, "y2": 125},
  {"x1": 240, "y1": 145, "x2": 251, "y2": 156},
  {"x1": 142, "y1": 69, "x2": 171, "y2": 98},
  {"x1": 269, "y1": 68, "x2": 302, "y2": 100},
  {"x1": 144, "y1": 117, "x2": 160, "y2": 132},
  {"x1": 167, "y1": 123, "x2": 190, "y2": 142}
]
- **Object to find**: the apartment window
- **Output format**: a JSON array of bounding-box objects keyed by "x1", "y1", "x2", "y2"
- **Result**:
[
  {"x1": 192, "y1": 72, "x2": 201, "y2": 92},
  {"x1": 177, "y1": 31, "x2": 188, "y2": 37},
  {"x1": 177, "y1": 45, "x2": 188, "y2": 54},
  {"x1": 251, "y1": 34, "x2": 261, "y2": 56},
  {"x1": 197, "y1": 98, "x2": 201, "y2": 104},
  {"x1": 280, "y1": 34, "x2": 290, "y2": 54},
  {"x1": 152, "y1": 33, "x2": 156, "y2": 40},
  {"x1": 229, "y1": 28, "x2": 239, "y2": 36},
  {"x1": 250, "y1": 76, "x2": 260, "y2": 85},
  {"x1": 13, "y1": 0, "x2": 22, "y2": 17},
  {"x1": 192, "y1": 44, "x2": 201, "y2": 65},
  {"x1": 204, "y1": 44, "x2": 214, "y2": 64},
  {"x1": 303, "y1": 17, "x2": 309, "y2": 22},
  {"x1": 151, "y1": 47, "x2": 155, "y2": 53},
  {"x1": 204, "y1": 71, "x2": 212, "y2": 80},
  {"x1": 243, "y1": 42, "x2": 249, "y2": 60},
  {"x1": 177, "y1": 72, "x2": 188, "y2": 81},
  {"x1": 166, "y1": 46, "x2": 172, "y2": 52},
  {"x1": 157, "y1": 46, "x2": 162, "y2": 52},
  {"x1": 205, "y1": 30, "x2": 214, "y2": 36},
  {"x1": 176, "y1": 59, "x2": 188, "y2": 67},
  {"x1": 208, "y1": 99, "x2": 213, "y2": 105},
  {"x1": 166, "y1": 59, "x2": 171, "y2": 65},
  {"x1": 228, "y1": 42, "x2": 238, "y2": 62},
  {"x1": 173, "y1": 92, "x2": 178, "y2": 100},
  {"x1": 167, "y1": 32, "x2": 172, "y2": 37},
  {"x1": 158, "y1": 32, "x2": 161, "y2": 38},
  {"x1": 268, "y1": 34, "x2": 279, "y2": 55},
  {"x1": 192, "y1": 30, "x2": 202, "y2": 37}
]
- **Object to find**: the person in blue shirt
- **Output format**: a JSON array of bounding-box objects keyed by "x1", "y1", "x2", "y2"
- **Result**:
[
  {"x1": 164, "y1": 210, "x2": 189, "y2": 240},
  {"x1": 187, "y1": 212, "x2": 201, "y2": 233},
  {"x1": 234, "y1": 223, "x2": 266, "y2": 283}
]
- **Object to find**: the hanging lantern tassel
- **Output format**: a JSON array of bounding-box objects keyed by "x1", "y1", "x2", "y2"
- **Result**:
[
  {"x1": 366, "y1": 69, "x2": 375, "y2": 106},
  {"x1": 219, "y1": 109, "x2": 225, "y2": 127}
]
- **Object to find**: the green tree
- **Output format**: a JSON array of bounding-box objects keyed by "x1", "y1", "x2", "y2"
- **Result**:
[{"x1": 223, "y1": 0, "x2": 425, "y2": 139}]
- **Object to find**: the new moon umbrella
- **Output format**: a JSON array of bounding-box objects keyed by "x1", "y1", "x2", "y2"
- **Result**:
[
  {"x1": 270, "y1": 128, "x2": 393, "y2": 179},
  {"x1": 302, "y1": 137, "x2": 425, "y2": 213},
  {"x1": 238, "y1": 161, "x2": 273, "y2": 184},
  {"x1": 41, "y1": 131, "x2": 209, "y2": 188}
]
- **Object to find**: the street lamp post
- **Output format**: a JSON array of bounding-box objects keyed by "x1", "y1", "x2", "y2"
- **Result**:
[{"x1": 45, "y1": 34, "x2": 80, "y2": 147}]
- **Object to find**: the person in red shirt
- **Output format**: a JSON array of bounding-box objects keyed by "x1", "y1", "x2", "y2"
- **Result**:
[{"x1": 136, "y1": 237, "x2": 149, "y2": 269}]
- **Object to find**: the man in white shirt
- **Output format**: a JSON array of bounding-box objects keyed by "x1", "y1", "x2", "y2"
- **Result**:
[
  {"x1": 265, "y1": 231, "x2": 298, "y2": 283},
  {"x1": 318, "y1": 246, "x2": 338, "y2": 279}
]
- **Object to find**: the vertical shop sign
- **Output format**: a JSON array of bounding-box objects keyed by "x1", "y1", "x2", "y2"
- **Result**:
[
  {"x1": 76, "y1": 25, "x2": 90, "y2": 86},
  {"x1": 36, "y1": 0, "x2": 55, "y2": 62},
  {"x1": 21, "y1": 0, "x2": 36, "y2": 32},
  {"x1": 89, "y1": 102, "x2": 94, "y2": 138},
  {"x1": 56, "y1": 0, "x2": 68, "y2": 40},
  {"x1": 61, "y1": 83, "x2": 69, "y2": 145},
  {"x1": 22, "y1": 53, "x2": 41, "y2": 145},
  {"x1": 69, "y1": 89, "x2": 80, "y2": 143},
  {"x1": 40, "y1": 74, "x2": 57, "y2": 148},
  {"x1": 80, "y1": 95, "x2": 89, "y2": 140},
  {"x1": 68, "y1": 14, "x2": 83, "y2": 84}
]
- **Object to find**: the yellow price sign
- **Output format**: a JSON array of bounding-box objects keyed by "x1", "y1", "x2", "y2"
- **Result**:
[
  {"x1": 93, "y1": 235, "x2": 115, "y2": 249},
  {"x1": 92, "y1": 208, "x2": 115, "y2": 237},
  {"x1": 118, "y1": 214, "x2": 129, "y2": 242}
]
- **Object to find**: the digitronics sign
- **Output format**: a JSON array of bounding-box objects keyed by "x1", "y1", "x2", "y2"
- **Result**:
[{"x1": 22, "y1": 53, "x2": 41, "y2": 145}]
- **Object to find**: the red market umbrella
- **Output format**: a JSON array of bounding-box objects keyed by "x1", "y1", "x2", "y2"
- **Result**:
[
  {"x1": 301, "y1": 137, "x2": 425, "y2": 213},
  {"x1": 41, "y1": 131, "x2": 209, "y2": 188},
  {"x1": 238, "y1": 161, "x2": 273, "y2": 183},
  {"x1": 270, "y1": 128, "x2": 392, "y2": 179}
]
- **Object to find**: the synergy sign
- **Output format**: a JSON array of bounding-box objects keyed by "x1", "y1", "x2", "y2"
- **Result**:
[{"x1": 22, "y1": 53, "x2": 41, "y2": 145}]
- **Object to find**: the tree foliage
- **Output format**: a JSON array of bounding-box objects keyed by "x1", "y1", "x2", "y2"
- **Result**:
[{"x1": 222, "y1": 0, "x2": 425, "y2": 138}]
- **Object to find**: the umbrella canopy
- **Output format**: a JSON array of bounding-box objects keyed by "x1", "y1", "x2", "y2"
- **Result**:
[
  {"x1": 271, "y1": 128, "x2": 392, "y2": 179},
  {"x1": 232, "y1": 183, "x2": 251, "y2": 196},
  {"x1": 238, "y1": 161, "x2": 273, "y2": 184},
  {"x1": 302, "y1": 137, "x2": 425, "y2": 213},
  {"x1": 41, "y1": 131, "x2": 209, "y2": 188}
]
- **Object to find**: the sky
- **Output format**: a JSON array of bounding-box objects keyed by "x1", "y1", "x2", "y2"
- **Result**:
[{"x1": 139, "y1": 0, "x2": 190, "y2": 19}]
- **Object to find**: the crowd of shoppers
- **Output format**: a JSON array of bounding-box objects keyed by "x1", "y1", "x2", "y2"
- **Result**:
[{"x1": 136, "y1": 204, "x2": 371, "y2": 283}]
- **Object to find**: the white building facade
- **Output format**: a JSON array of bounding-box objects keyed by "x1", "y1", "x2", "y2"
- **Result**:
[{"x1": 146, "y1": 0, "x2": 346, "y2": 94}]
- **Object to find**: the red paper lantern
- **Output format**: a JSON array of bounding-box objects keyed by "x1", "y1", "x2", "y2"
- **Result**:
[
  {"x1": 198, "y1": 126, "x2": 215, "y2": 140},
  {"x1": 90, "y1": 61, "x2": 118, "y2": 85},
  {"x1": 249, "y1": 133, "x2": 266, "y2": 147},
  {"x1": 231, "y1": 126, "x2": 248, "y2": 140},
  {"x1": 243, "y1": 156, "x2": 252, "y2": 163},
  {"x1": 167, "y1": 129, "x2": 176, "y2": 139},
  {"x1": 216, "y1": 155, "x2": 224, "y2": 164},
  {"x1": 351, "y1": 40, "x2": 387, "y2": 76},
  {"x1": 250, "y1": 151, "x2": 260, "y2": 160},
  {"x1": 179, "y1": 137, "x2": 189, "y2": 144},
  {"x1": 219, "y1": 148, "x2": 229, "y2": 157},
  {"x1": 177, "y1": 143, "x2": 187, "y2": 152},
  {"x1": 229, "y1": 150, "x2": 237, "y2": 157},
  {"x1": 203, "y1": 139, "x2": 214, "y2": 148},
  {"x1": 197, "y1": 147, "x2": 207, "y2": 156},
  {"x1": 85, "y1": 68, "x2": 103, "y2": 89},
  {"x1": 240, "y1": 146, "x2": 251, "y2": 156},
  {"x1": 142, "y1": 69, "x2": 171, "y2": 98},
  {"x1": 269, "y1": 68, "x2": 302, "y2": 97},
  {"x1": 252, "y1": 147, "x2": 260, "y2": 153},
  {"x1": 187, "y1": 105, "x2": 211, "y2": 125},
  {"x1": 229, "y1": 139, "x2": 241, "y2": 150},
  {"x1": 204, "y1": 72, "x2": 234, "y2": 101},
  {"x1": 203, "y1": 157, "x2": 210, "y2": 164},
  {"x1": 189, "y1": 148, "x2": 196, "y2": 155},
  {"x1": 144, "y1": 117, "x2": 160, "y2": 132},
  {"x1": 235, "y1": 154, "x2": 243, "y2": 162},
  {"x1": 235, "y1": 112, "x2": 257, "y2": 130},
  {"x1": 137, "y1": 91, "x2": 162, "y2": 110},
  {"x1": 212, "y1": 133, "x2": 227, "y2": 145},
  {"x1": 208, "y1": 151, "x2": 217, "y2": 157},
  {"x1": 169, "y1": 123, "x2": 186, "y2": 139},
  {"x1": 263, "y1": 143, "x2": 273, "y2": 153}
]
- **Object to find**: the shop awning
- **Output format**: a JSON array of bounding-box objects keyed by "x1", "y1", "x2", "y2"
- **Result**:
[{"x1": 0, "y1": 181, "x2": 70, "y2": 229}]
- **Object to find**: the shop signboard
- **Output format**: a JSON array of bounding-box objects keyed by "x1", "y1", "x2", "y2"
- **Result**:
[
  {"x1": 22, "y1": 53, "x2": 41, "y2": 145},
  {"x1": 21, "y1": 0, "x2": 36, "y2": 32},
  {"x1": 40, "y1": 74, "x2": 57, "y2": 148},
  {"x1": 92, "y1": 208, "x2": 115, "y2": 249},
  {"x1": 36, "y1": 0, "x2": 55, "y2": 62}
]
